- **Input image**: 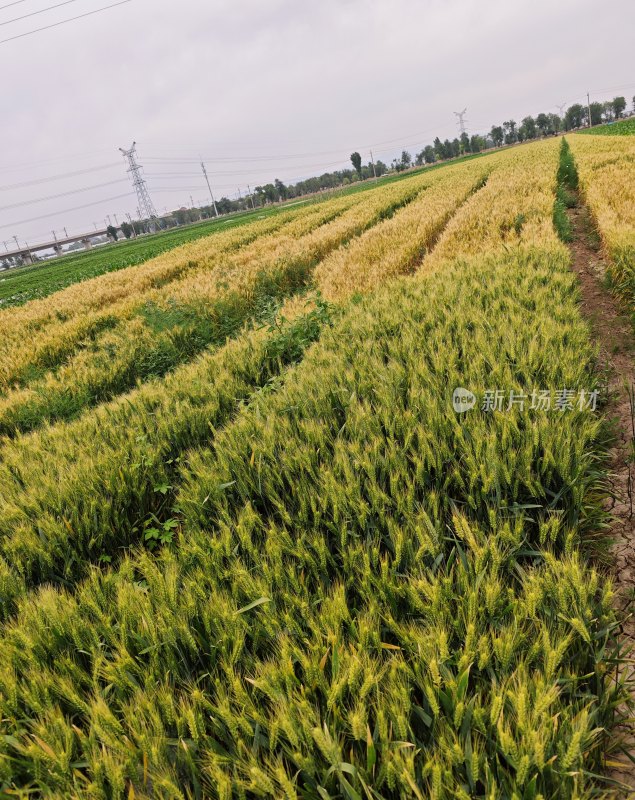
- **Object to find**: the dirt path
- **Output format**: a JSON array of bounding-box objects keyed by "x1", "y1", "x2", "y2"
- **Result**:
[{"x1": 566, "y1": 198, "x2": 635, "y2": 792}]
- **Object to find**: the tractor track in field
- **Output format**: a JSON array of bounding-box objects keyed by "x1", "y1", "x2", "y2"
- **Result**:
[{"x1": 566, "y1": 195, "x2": 635, "y2": 793}]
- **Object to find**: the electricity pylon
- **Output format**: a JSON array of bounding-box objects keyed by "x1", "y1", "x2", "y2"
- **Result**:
[
  {"x1": 119, "y1": 142, "x2": 157, "y2": 224},
  {"x1": 454, "y1": 108, "x2": 468, "y2": 136}
]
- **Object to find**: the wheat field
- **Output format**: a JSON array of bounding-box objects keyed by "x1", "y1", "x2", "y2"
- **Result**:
[{"x1": 0, "y1": 136, "x2": 631, "y2": 798}]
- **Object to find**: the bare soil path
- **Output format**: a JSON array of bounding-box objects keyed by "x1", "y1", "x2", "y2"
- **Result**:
[{"x1": 566, "y1": 198, "x2": 635, "y2": 793}]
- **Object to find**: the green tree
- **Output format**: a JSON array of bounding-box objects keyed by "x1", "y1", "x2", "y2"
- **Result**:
[
  {"x1": 423, "y1": 145, "x2": 436, "y2": 163},
  {"x1": 274, "y1": 178, "x2": 287, "y2": 200},
  {"x1": 588, "y1": 102, "x2": 604, "y2": 126},
  {"x1": 469, "y1": 135, "x2": 485, "y2": 153},
  {"x1": 106, "y1": 225, "x2": 118, "y2": 241},
  {"x1": 350, "y1": 152, "x2": 362, "y2": 178},
  {"x1": 564, "y1": 104, "x2": 584, "y2": 130},
  {"x1": 612, "y1": 96, "x2": 626, "y2": 119},
  {"x1": 502, "y1": 120, "x2": 517, "y2": 144},
  {"x1": 549, "y1": 113, "x2": 562, "y2": 133},
  {"x1": 120, "y1": 221, "x2": 133, "y2": 239},
  {"x1": 519, "y1": 116, "x2": 537, "y2": 140},
  {"x1": 536, "y1": 113, "x2": 550, "y2": 136},
  {"x1": 459, "y1": 132, "x2": 471, "y2": 154},
  {"x1": 400, "y1": 150, "x2": 412, "y2": 169},
  {"x1": 490, "y1": 125, "x2": 504, "y2": 147},
  {"x1": 260, "y1": 183, "x2": 278, "y2": 203},
  {"x1": 433, "y1": 136, "x2": 446, "y2": 160}
]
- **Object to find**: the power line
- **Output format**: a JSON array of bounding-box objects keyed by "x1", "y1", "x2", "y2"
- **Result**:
[
  {"x1": 0, "y1": 0, "x2": 27, "y2": 10},
  {"x1": 0, "y1": 0, "x2": 131, "y2": 45},
  {"x1": 0, "y1": 0, "x2": 81, "y2": 28},
  {"x1": 143, "y1": 122, "x2": 463, "y2": 163},
  {"x1": 0, "y1": 162, "x2": 120, "y2": 192},
  {"x1": 0, "y1": 192, "x2": 135, "y2": 230},
  {"x1": 144, "y1": 158, "x2": 348, "y2": 177},
  {"x1": 0, "y1": 178, "x2": 127, "y2": 212}
]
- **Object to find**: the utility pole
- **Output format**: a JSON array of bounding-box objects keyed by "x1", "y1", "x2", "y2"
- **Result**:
[
  {"x1": 52, "y1": 231, "x2": 57, "y2": 242},
  {"x1": 247, "y1": 185, "x2": 255, "y2": 210},
  {"x1": 119, "y1": 142, "x2": 158, "y2": 229},
  {"x1": 13, "y1": 235, "x2": 19, "y2": 249},
  {"x1": 454, "y1": 108, "x2": 468, "y2": 136},
  {"x1": 125, "y1": 212, "x2": 136, "y2": 237},
  {"x1": 237, "y1": 187, "x2": 242, "y2": 200},
  {"x1": 370, "y1": 150, "x2": 377, "y2": 181},
  {"x1": 587, "y1": 91, "x2": 593, "y2": 128},
  {"x1": 63, "y1": 227, "x2": 68, "y2": 238},
  {"x1": 126, "y1": 212, "x2": 137, "y2": 239},
  {"x1": 113, "y1": 214, "x2": 119, "y2": 226},
  {"x1": 201, "y1": 162, "x2": 219, "y2": 217}
]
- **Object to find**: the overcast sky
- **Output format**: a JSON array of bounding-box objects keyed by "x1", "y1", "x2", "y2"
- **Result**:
[{"x1": 0, "y1": 0, "x2": 633, "y2": 247}]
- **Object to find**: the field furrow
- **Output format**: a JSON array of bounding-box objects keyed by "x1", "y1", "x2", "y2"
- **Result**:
[
  {"x1": 315, "y1": 159, "x2": 490, "y2": 301},
  {"x1": 422, "y1": 139, "x2": 563, "y2": 270},
  {"x1": 569, "y1": 133, "x2": 635, "y2": 318}
]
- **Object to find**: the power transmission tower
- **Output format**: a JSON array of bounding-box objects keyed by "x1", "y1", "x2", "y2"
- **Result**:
[
  {"x1": 454, "y1": 108, "x2": 468, "y2": 136},
  {"x1": 119, "y1": 142, "x2": 157, "y2": 226},
  {"x1": 556, "y1": 102, "x2": 567, "y2": 117},
  {"x1": 201, "y1": 162, "x2": 219, "y2": 216}
]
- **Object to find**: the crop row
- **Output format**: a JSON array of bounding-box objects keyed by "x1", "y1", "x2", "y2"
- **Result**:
[
  {"x1": 0, "y1": 140, "x2": 625, "y2": 797},
  {"x1": 0, "y1": 164, "x2": 490, "y2": 435},
  {"x1": 0, "y1": 245, "x2": 619, "y2": 798},
  {"x1": 0, "y1": 190, "x2": 384, "y2": 406},
  {"x1": 569, "y1": 133, "x2": 635, "y2": 317},
  {"x1": 425, "y1": 138, "x2": 563, "y2": 267},
  {"x1": 0, "y1": 197, "x2": 353, "y2": 387},
  {"x1": 0, "y1": 161, "x2": 493, "y2": 591},
  {"x1": 0, "y1": 205, "x2": 307, "y2": 310}
]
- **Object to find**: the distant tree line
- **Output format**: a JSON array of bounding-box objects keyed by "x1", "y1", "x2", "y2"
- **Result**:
[
  {"x1": 114, "y1": 160, "x2": 392, "y2": 235},
  {"x1": 9, "y1": 92, "x2": 632, "y2": 258},
  {"x1": 117, "y1": 92, "x2": 635, "y2": 232},
  {"x1": 386, "y1": 95, "x2": 634, "y2": 172}
]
